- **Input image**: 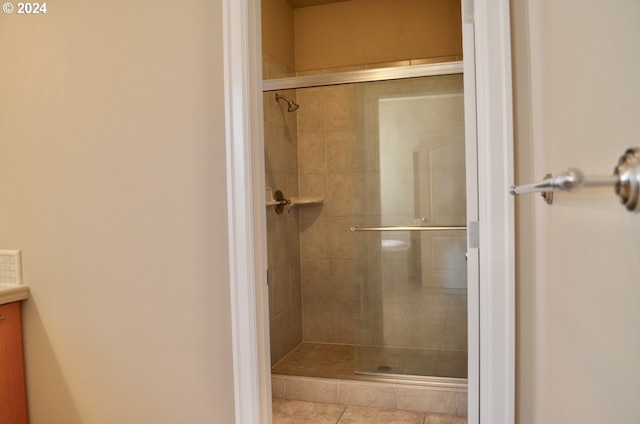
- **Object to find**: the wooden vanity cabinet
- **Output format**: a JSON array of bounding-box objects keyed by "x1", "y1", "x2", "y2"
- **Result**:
[{"x1": 0, "y1": 301, "x2": 28, "y2": 424}]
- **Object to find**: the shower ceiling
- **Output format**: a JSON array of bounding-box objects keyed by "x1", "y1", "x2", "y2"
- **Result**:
[{"x1": 286, "y1": 0, "x2": 350, "y2": 8}]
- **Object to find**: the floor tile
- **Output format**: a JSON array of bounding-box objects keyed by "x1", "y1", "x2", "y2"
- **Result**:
[
  {"x1": 424, "y1": 413, "x2": 468, "y2": 424},
  {"x1": 337, "y1": 406, "x2": 425, "y2": 424},
  {"x1": 272, "y1": 399, "x2": 346, "y2": 424}
]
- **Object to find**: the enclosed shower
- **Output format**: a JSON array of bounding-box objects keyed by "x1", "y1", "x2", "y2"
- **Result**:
[{"x1": 264, "y1": 66, "x2": 467, "y2": 383}]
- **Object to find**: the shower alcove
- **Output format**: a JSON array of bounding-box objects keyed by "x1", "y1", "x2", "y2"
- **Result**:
[{"x1": 262, "y1": 0, "x2": 470, "y2": 416}]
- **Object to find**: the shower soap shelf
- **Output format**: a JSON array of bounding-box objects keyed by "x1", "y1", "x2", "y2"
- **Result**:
[
  {"x1": 265, "y1": 188, "x2": 323, "y2": 214},
  {"x1": 290, "y1": 196, "x2": 324, "y2": 206}
]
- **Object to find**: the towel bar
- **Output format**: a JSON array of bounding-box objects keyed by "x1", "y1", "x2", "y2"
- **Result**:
[
  {"x1": 509, "y1": 147, "x2": 640, "y2": 212},
  {"x1": 350, "y1": 226, "x2": 466, "y2": 232}
]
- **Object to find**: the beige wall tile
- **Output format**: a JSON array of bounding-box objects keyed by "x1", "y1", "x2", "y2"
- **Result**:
[
  {"x1": 271, "y1": 377, "x2": 286, "y2": 399},
  {"x1": 302, "y1": 301, "x2": 332, "y2": 342},
  {"x1": 297, "y1": 88, "x2": 324, "y2": 132},
  {"x1": 287, "y1": 306, "x2": 303, "y2": 352},
  {"x1": 299, "y1": 173, "x2": 327, "y2": 197},
  {"x1": 435, "y1": 351, "x2": 467, "y2": 378},
  {"x1": 330, "y1": 259, "x2": 356, "y2": 302},
  {"x1": 329, "y1": 217, "x2": 353, "y2": 259},
  {"x1": 330, "y1": 302, "x2": 358, "y2": 344},
  {"x1": 325, "y1": 85, "x2": 354, "y2": 131},
  {"x1": 456, "y1": 391, "x2": 468, "y2": 416},
  {"x1": 396, "y1": 386, "x2": 457, "y2": 414},
  {"x1": 287, "y1": 218, "x2": 301, "y2": 263},
  {"x1": 289, "y1": 263, "x2": 302, "y2": 307},
  {"x1": 265, "y1": 124, "x2": 287, "y2": 175},
  {"x1": 422, "y1": 268, "x2": 467, "y2": 290},
  {"x1": 406, "y1": 349, "x2": 439, "y2": 376},
  {"x1": 301, "y1": 259, "x2": 332, "y2": 303},
  {"x1": 338, "y1": 382, "x2": 396, "y2": 409},
  {"x1": 284, "y1": 377, "x2": 340, "y2": 403},
  {"x1": 326, "y1": 130, "x2": 353, "y2": 174},
  {"x1": 298, "y1": 131, "x2": 326, "y2": 174},
  {"x1": 270, "y1": 312, "x2": 284, "y2": 365},
  {"x1": 327, "y1": 173, "x2": 352, "y2": 217},
  {"x1": 270, "y1": 218, "x2": 290, "y2": 268},
  {"x1": 272, "y1": 265, "x2": 291, "y2": 316},
  {"x1": 300, "y1": 217, "x2": 329, "y2": 259},
  {"x1": 441, "y1": 327, "x2": 467, "y2": 351}
]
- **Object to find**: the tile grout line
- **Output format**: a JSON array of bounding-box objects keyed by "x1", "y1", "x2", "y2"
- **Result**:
[{"x1": 335, "y1": 404, "x2": 348, "y2": 424}]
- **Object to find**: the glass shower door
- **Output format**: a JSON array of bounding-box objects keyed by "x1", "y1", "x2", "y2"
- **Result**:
[{"x1": 352, "y1": 74, "x2": 468, "y2": 379}]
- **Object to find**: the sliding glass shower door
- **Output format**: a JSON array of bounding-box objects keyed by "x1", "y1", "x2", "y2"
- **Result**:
[{"x1": 351, "y1": 74, "x2": 468, "y2": 379}]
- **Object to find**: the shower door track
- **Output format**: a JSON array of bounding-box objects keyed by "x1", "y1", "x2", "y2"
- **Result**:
[{"x1": 262, "y1": 61, "x2": 464, "y2": 92}]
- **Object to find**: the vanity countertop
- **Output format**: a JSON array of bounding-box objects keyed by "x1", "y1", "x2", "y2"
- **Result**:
[{"x1": 0, "y1": 284, "x2": 29, "y2": 305}]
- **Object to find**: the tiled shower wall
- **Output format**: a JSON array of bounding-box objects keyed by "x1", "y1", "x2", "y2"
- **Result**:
[
  {"x1": 264, "y1": 52, "x2": 302, "y2": 365},
  {"x1": 297, "y1": 83, "x2": 360, "y2": 345}
]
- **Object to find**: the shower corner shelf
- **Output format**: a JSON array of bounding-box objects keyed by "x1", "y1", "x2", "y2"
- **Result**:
[
  {"x1": 290, "y1": 196, "x2": 324, "y2": 206},
  {"x1": 265, "y1": 188, "x2": 323, "y2": 214}
]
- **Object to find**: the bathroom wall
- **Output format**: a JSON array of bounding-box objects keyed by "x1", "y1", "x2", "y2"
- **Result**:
[
  {"x1": 293, "y1": 0, "x2": 462, "y2": 71},
  {"x1": 262, "y1": 0, "x2": 296, "y2": 72},
  {"x1": 0, "y1": 2, "x2": 235, "y2": 423}
]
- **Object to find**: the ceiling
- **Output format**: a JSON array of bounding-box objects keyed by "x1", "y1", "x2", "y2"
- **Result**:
[{"x1": 286, "y1": 0, "x2": 351, "y2": 8}]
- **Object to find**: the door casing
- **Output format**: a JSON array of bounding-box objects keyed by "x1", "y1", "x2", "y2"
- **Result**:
[{"x1": 221, "y1": 1, "x2": 515, "y2": 423}]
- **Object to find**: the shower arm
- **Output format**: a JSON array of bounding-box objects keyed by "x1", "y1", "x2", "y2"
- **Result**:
[{"x1": 274, "y1": 93, "x2": 299, "y2": 112}]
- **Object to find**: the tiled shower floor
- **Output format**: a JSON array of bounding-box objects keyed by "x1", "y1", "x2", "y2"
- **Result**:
[{"x1": 272, "y1": 342, "x2": 467, "y2": 380}]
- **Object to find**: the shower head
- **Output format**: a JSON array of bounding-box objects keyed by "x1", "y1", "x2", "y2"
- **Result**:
[{"x1": 275, "y1": 93, "x2": 299, "y2": 112}]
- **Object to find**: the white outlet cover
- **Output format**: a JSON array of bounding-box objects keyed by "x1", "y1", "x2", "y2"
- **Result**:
[{"x1": 0, "y1": 250, "x2": 22, "y2": 285}]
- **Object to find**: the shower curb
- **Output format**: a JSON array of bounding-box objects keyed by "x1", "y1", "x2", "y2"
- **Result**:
[{"x1": 271, "y1": 374, "x2": 468, "y2": 416}]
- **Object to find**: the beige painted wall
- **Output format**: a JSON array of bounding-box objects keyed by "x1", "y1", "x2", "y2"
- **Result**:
[
  {"x1": 294, "y1": 0, "x2": 462, "y2": 71},
  {"x1": 512, "y1": 1, "x2": 640, "y2": 423},
  {"x1": 0, "y1": 2, "x2": 235, "y2": 423},
  {"x1": 262, "y1": 0, "x2": 296, "y2": 71}
]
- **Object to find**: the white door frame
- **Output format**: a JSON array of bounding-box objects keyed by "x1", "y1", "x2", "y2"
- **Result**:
[
  {"x1": 221, "y1": 1, "x2": 515, "y2": 423},
  {"x1": 466, "y1": 1, "x2": 516, "y2": 423}
]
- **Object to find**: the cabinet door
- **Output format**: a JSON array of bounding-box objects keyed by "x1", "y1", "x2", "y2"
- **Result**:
[{"x1": 0, "y1": 302, "x2": 28, "y2": 424}]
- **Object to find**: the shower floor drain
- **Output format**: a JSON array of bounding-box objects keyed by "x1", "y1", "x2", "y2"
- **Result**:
[{"x1": 376, "y1": 365, "x2": 393, "y2": 373}]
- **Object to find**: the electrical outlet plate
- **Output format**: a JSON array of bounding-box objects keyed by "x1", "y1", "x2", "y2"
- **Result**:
[{"x1": 0, "y1": 250, "x2": 22, "y2": 285}]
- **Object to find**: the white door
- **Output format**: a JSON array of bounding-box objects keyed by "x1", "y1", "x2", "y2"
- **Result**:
[{"x1": 513, "y1": 2, "x2": 640, "y2": 424}]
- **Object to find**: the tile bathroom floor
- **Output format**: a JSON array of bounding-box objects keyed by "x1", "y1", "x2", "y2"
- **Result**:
[{"x1": 273, "y1": 399, "x2": 467, "y2": 424}]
